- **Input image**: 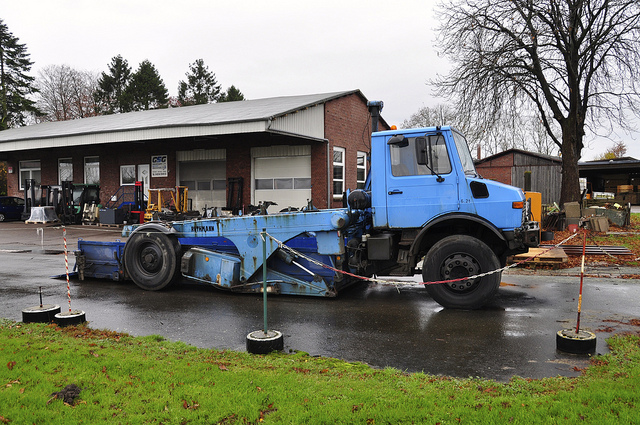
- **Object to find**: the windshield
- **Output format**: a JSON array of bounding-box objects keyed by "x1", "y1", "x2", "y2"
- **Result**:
[{"x1": 452, "y1": 130, "x2": 477, "y2": 176}]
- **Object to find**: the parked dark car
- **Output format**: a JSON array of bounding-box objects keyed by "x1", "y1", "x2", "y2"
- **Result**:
[{"x1": 0, "y1": 196, "x2": 25, "y2": 221}]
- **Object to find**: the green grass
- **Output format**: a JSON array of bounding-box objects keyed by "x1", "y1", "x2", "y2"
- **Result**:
[{"x1": 1, "y1": 320, "x2": 639, "y2": 424}]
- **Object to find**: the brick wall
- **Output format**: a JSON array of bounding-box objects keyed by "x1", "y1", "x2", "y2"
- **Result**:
[
  {"x1": 324, "y1": 93, "x2": 389, "y2": 208},
  {"x1": 224, "y1": 137, "x2": 253, "y2": 209},
  {"x1": 475, "y1": 153, "x2": 515, "y2": 185},
  {"x1": 4, "y1": 143, "x2": 177, "y2": 203}
]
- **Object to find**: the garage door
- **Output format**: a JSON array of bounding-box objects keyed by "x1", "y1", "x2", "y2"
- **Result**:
[
  {"x1": 253, "y1": 146, "x2": 311, "y2": 213},
  {"x1": 178, "y1": 149, "x2": 226, "y2": 213}
]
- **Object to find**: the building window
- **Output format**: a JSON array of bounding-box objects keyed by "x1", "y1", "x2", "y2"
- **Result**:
[
  {"x1": 181, "y1": 180, "x2": 196, "y2": 191},
  {"x1": 294, "y1": 177, "x2": 311, "y2": 190},
  {"x1": 213, "y1": 180, "x2": 226, "y2": 191},
  {"x1": 58, "y1": 158, "x2": 73, "y2": 184},
  {"x1": 120, "y1": 165, "x2": 136, "y2": 185},
  {"x1": 84, "y1": 156, "x2": 100, "y2": 185},
  {"x1": 196, "y1": 180, "x2": 211, "y2": 191},
  {"x1": 274, "y1": 178, "x2": 293, "y2": 190},
  {"x1": 357, "y1": 151, "x2": 367, "y2": 189},
  {"x1": 255, "y1": 177, "x2": 312, "y2": 190},
  {"x1": 19, "y1": 160, "x2": 41, "y2": 190},
  {"x1": 333, "y1": 147, "x2": 345, "y2": 200}
]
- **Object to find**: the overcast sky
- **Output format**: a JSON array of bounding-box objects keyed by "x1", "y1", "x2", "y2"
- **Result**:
[{"x1": 3, "y1": 0, "x2": 638, "y2": 160}]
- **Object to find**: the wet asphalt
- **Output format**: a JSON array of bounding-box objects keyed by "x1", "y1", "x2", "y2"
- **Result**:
[{"x1": 1, "y1": 222, "x2": 640, "y2": 382}]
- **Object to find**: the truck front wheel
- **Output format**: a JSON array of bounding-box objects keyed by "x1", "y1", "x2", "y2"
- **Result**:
[
  {"x1": 124, "y1": 231, "x2": 181, "y2": 291},
  {"x1": 422, "y1": 235, "x2": 500, "y2": 309}
]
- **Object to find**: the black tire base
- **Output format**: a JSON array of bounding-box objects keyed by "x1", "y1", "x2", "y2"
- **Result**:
[
  {"x1": 54, "y1": 310, "x2": 87, "y2": 327},
  {"x1": 246, "y1": 330, "x2": 284, "y2": 354},
  {"x1": 22, "y1": 304, "x2": 61, "y2": 323},
  {"x1": 556, "y1": 329, "x2": 597, "y2": 354}
]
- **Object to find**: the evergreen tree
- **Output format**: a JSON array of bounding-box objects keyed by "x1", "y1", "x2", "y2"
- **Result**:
[
  {"x1": 94, "y1": 55, "x2": 133, "y2": 114},
  {"x1": 128, "y1": 60, "x2": 168, "y2": 110},
  {"x1": 177, "y1": 59, "x2": 221, "y2": 106},
  {"x1": 218, "y1": 85, "x2": 245, "y2": 103},
  {"x1": 0, "y1": 19, "x2": 40, "y2": 130}
]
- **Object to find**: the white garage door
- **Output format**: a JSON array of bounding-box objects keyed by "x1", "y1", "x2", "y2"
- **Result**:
[
  {"x1": 253, "y1": 146, "x2": 311, "y2": 213},
  {"x1": 178, "y1": 149, "x2": 226, "y2": 212}
]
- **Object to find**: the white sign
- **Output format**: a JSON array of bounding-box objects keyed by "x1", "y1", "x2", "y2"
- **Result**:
[{"x1": 151, "y1": 155, "x2": 168, "y2": 177}]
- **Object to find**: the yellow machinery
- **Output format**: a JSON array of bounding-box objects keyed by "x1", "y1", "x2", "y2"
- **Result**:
[
  {"x1": 171, "y1": 186, "x2": 189, "y2": 215},
  {"x1": 524, "y1": 191, "x2": 541, "y2": 222},
  {"x1": 145, "y1": 186, "x2": 189, "y2": 222}
]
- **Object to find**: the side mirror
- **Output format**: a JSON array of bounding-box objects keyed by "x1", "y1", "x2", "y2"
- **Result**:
[{"x1": 387, "y1": 135, "x2": 409, "y2": 148}]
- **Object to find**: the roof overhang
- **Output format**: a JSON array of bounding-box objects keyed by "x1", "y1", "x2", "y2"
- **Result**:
[{"x1": 0, "y1": 120, "x2": 274, "y2": 152}]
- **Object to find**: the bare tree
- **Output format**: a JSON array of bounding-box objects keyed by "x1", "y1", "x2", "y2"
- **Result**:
[
  {"x1": 432, "y1": 0, "x2": 640, "y2": 205},
  {"x1": 595, "y1": 141, "x2": 627, "y2": 160},
  {"x1": 402, "y1": 104, "x2": 486, "y2": 155},
  {"x1": 36, "y1": 65, "x2": 100, "y2": 122},
  {"x1": 401, "y1": 103, "x2": 556, "y2": 158},
  {"x1": 401, "y1": 104, "x2": 454, "y2": 129}
]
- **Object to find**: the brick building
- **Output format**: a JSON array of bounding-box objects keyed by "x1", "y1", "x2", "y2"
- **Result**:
[{"x1": 0, "y1": 90, "x2": 389, "y2": 213}]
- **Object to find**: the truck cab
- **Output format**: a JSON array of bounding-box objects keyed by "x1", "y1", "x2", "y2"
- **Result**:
[{"x1": 356, "y1": 126, "x2": 539, "y2": 308}]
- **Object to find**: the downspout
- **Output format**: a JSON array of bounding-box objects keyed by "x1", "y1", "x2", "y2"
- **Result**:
[{"x1": 326, "y1": 139, "x2": 331, "y2": 208}]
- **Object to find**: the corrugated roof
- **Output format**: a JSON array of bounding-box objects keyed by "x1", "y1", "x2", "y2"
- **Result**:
[
  {"x1": 475, "y1": 148, "x2": 562, "y2": 165},
  {"x1": 0, "y1": 90, "x2": 363, "y2": 150},
  {"x1": 579, "y1": 156, "x2": 640, "y2": 169}
]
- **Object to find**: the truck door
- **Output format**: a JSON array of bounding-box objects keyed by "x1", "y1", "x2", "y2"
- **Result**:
[{"x1": 385, "y1": 133, "x2": 459, "y2": 228}]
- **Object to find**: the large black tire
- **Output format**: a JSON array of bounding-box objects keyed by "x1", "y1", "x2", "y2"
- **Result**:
[
  {"x1": 124, "y1": 231, "x2": 181, "y2": 291},
  {"x1": 422, "y1": 235, "x2": 500, "y2": 309}
]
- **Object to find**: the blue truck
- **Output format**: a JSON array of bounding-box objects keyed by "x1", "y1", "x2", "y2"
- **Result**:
[{"x1": 75, "y1": 123, "x2": 539, "y2": 309}]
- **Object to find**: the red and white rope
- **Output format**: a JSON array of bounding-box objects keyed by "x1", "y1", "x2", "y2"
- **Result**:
[{"x1": 267, "y1": 231, "x2": 582, "y2": 287}]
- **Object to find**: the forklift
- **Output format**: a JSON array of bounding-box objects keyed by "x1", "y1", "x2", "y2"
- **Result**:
[
  {"x1": 59, "y1": 181, "x2": 100, "y2": 224},
  {"x1": 145, "y1": 186, "x2": 194, "y2": 221}
]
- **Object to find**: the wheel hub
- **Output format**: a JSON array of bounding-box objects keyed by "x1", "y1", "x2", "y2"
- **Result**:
[
  {"x1": 440, "y1": 253, "x2": 480, "y2": 293},
  {"x1": 140, "y1": 246, "x2": 161, "y2": 273}
]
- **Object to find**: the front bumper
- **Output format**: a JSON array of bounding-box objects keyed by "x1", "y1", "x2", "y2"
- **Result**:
[
  {"x1": 503, "y1": 220, "x2": 540, "y2": 255},
  {"x1": 519, "y1": 220, "x2": 541, "y2": 247}
]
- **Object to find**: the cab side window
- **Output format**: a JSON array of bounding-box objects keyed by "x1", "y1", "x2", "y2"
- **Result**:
[{"x1": 390, "y1": 136, "x2": 452, "y2": 177}]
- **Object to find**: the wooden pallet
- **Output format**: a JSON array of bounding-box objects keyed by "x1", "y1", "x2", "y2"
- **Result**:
[
  {"x1": 511, "y1": 247, "x2": 568, "y2": 264},
  {"x1": 98, "y1": 223, "x2": 124, "y2": 228},
  {"x1": 25, "y1": 220, "x2": 59, "y2": 224},
  {"x1": 82, "y1": 222, "x2": 123, "y2": 228}
]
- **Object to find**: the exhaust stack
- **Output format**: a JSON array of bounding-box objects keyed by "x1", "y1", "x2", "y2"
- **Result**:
[{"x1": 367, "y1": 100, "x2": 383, "y2": 133}]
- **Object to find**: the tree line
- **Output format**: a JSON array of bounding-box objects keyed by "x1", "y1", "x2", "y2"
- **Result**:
[
  {"x1": 402, "y1": 104, "x2": 557, "y2": 159},
  {"x1": 0, "y1": 18, "x2": 244, "y2": 127},
  {"x1": 36, "y1": 56, "x2": 245, "y2": 122}
]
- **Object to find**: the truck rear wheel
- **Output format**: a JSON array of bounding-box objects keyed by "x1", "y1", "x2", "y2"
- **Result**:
[
  {"x1": 124, "y1": 231, "x2": 181, "y2": 291},
  {"x1": 422, "y1": 235, "x2": 500, "y2": 309}
]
